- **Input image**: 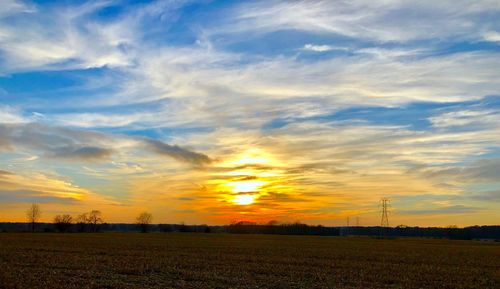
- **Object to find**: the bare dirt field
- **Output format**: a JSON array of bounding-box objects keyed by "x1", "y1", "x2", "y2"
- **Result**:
[{"x1": 0, "y1": 233, "x2": 498, "y2": 289}]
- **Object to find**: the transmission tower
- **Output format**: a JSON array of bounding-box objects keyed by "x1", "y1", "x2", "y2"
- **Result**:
[{"x1": 380, "y1": 198, "x2": 390, "y2": 227}]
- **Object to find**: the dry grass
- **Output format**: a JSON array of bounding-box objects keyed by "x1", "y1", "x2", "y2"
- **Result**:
[{"x1": 0, "y1": 233, "x2": 498, "y2": 288}]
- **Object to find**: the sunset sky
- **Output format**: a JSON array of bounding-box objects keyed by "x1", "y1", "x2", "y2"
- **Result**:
[{"x1": 0, "y1": 0, "x2": 499, "y2": 226}]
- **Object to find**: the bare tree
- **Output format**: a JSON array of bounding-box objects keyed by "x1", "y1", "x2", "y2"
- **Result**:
[
  {"x1": 26, "y1": 203, "x2": 41, "y2": 232},
  {"x1": 76, "y1": 213, "x2": 88, "y2": 232},
  {"x1": 136, "y1": 212, "x2": 153, "y2": 233},
  {"x1": 74, "y1": 211, "x2": 103, "y2": 232},
  {"x1": 54, "y1": 214, "x2": 73, "y2": 232},
  {"x1": 87, "y1": 210, "x2": 103, "y2": 232}
]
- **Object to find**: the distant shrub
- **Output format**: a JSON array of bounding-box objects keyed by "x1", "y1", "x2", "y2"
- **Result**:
[
  {"x1": 54, "y1": 214, "x2": 73, "y2": 232},
  {"x1": 136, "y1": 212, "x2": 153, "y2": 233}
]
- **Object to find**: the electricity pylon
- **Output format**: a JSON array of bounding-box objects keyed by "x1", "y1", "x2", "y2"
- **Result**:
[{"x1": 380, "y1": 198, "x2": 390, "y2": 227}]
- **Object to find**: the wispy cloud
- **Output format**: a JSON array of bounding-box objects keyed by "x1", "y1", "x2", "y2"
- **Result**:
[
  {"x1": 0, "y1": 105, "x2": 27, "y2": 124},
  {"x1": 217, "y1": 0, "x2": 500, "y2": 42},
  {"x1": 142, "y1": 139, "x2": 212, "y2": 166},
  {"x1": 400, "y1": 205, "x2": 481, "y2": 215},
  {"x1": 470, "y1": 190, "x2": 500, "y2": 202},
  {"x1": 483, "y1": 30, "x2": 500, "y2": 42},
  {"x1": 302, "y1": 44, "x2": 344, "y2": 52},
  {"x1": 0, "y1": 123, "x2": 210, "y2": 165},
  {"x1": 0, "y1": 0, "x2": 35, "y2": 17}
]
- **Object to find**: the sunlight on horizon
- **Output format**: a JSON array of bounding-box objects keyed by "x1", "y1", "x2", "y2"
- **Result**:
[
  {"x1": 232, "y1": 194, "x2": 258, "y2": 205},
  {"x1": 228, "y1": 180, "x2": 266, "y2": 193},
  {"x1": 214, "y1": 149, "x2": 277, "y2": 207}
]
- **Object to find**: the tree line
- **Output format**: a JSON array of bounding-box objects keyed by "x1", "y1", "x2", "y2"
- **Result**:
[
  {"x1": 25, "y1": 203, "x2": 153, "y2": 233},
  {"x1": 11, "y1": 203, "x2": 500, "y2": 240}
]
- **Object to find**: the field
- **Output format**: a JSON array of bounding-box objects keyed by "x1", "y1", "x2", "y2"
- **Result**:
[{"x1": 0, "y1": 233, "x2": 498, "y2": 289}]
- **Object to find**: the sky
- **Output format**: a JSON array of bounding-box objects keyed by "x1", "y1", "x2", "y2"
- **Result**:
[{"x1": 0, "y1": 0, "x2": 499, "y2": 227}]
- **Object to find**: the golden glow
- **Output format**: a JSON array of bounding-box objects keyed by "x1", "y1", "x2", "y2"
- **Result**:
[
  {"x1": 225, "y1": 148, "x2": 276, "y2": 166},
  {"x1": 211, "y1": 148, "x2": 280, "y2": 208},
  {"x1": 233, "y1": 194, "x2": 257, "y2": 205},
  {"x1": 228, "y1": 180, "x2": 266, "y2": 193}
]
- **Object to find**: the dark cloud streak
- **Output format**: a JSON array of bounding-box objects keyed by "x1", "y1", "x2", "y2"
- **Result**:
[
  {"x1": 46, "y1": 146, "x2": 113, "y2": 161},
  {"x1": 0, "y1": 189, "x2": 77, "y2": 204},
  {"x1": 399, "y1": 205, "x2": 481, "y2": 215},
  {"x1": 142, "y1": 138, "x2": 212, "y2": 166},
  {"x1": 470, "y1": 190, "x2": 500, "y2": 202},
  {"x1": 0, "y1": 123, "x2": 212, "y2": 166}
]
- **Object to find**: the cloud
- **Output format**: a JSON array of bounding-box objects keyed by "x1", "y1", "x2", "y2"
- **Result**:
[
  {"x1": 219, "y1": 0, "x2": 500, "y2": 42},
  {"x1": 47, "y1": 146, "x2": 113, "y2": 161},
  {"x1": 142, "y1": 139, "x2": 212, "y2": 166},
  {"x1": 483, "y1": 30, "x2": 500, "y2": 42},
  {"x1": 0, "y1": 123, "x2": 211, "y2": 165},
  {"x1": 0, "y1": 0, "x2": 34, "y2": 18},
  {"x1": 0, "y1": 170, "x2": 87, "y2": 203},
  {"x1": 0, "y1": 189, "x2": 77, "y2": 204},
  {"x1": 399, "y1": 205, "x2": 482, "y2": 215},
  {"x1": 0, "y1": 0, "x2": 197, "y2": 74},
  {"x1": 2, "y1": 1, "x2": 499, "y2": 129},
  {"x1": 428, "y1": 107, "x2": 500, "y2": 128},
  {"x1": 48, "y1": 112, "x2": 149, "y2": 128},
  {"x1": 84, "y1": 49, "x2": 500, "y2": 130},
  {"x1": 302, "y1": 44, "x2": 338, "y2": 52},
  {"x1": 177, "y1": 115, "x2": 500, "y2": 222},
  {"x1": 0, "y1": 105, "x2": 28, "y2": 124},
  {"x1": 470, "y1": 190, "x2": 500, "y2": 202},
  {"x1": 0, "y1": 168, "x2": 132, "y2": 221},
  {"x1": 463, "y1": 159, "x2": 500, "y2": 182},
  {"x1": 0, "y1": 137, "x2": 10, "y2": 150},
  {"x1": 0, "y1": 123, "x2": 114, "y2": 161},
  {"x1": 419, "y1": 158, "x2": 500, "y2": 183},
  {"x1": 0, "y1": 170, "x2": 14, "y2": 176},
  {"x1": 0, "y1": 1, "x2": 133, "y2": 72}
]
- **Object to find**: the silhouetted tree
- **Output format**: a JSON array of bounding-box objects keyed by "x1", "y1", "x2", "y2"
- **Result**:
[
  {"x1": 136, "y1": 212, "x2": 153, "y2": 233},
  {"x1": 26, "y1": 203, "x2": 41, "y2": 232},
  {"x1": 54, "y1": 214, "x2": 73, "y2": 232},
  {"x1": 87, "y1": 210, "x2": 103, "y2": 232},
  {"x1": 76, "y1": 213, "x2": 88, "y2": 232},
  {"x1": 74, "y1": 211, "x2": 103, "y2": 232}
]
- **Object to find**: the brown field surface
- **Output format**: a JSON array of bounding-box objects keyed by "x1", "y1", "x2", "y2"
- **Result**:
[{"x1": 0, "y1": 233, "x2": 498, "y2": 289}]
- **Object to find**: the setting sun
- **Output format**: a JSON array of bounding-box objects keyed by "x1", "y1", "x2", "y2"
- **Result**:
[
  {"x1": 232, "y1": 194, "x2": 257, "y2": 205},
  {"x1": 228, "y1": 180, "x2": 266, "y2": 193},
  {"x1": 214, "y1": 148, "x2": 275, "y2": 207}
]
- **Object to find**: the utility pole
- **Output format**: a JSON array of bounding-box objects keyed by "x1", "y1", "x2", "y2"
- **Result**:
[
  {"x1": 380, "y1": 198, "x2": 390, "y2": 227},
  {"x1": 344, "y1": 216, "x2": 350, "y2": 236},
  {"x1": 356, "y1": 216, "x2": 359, "y2": 227}
]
